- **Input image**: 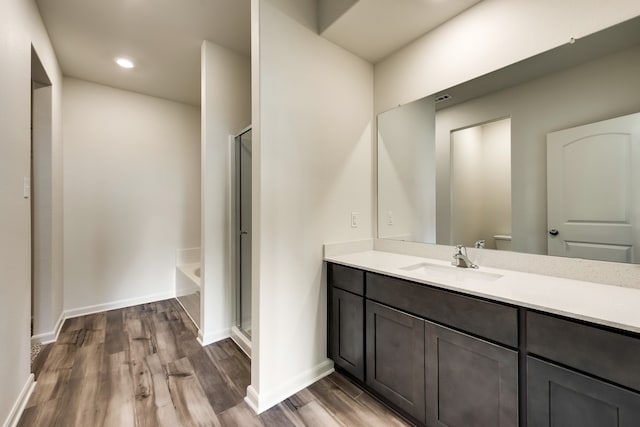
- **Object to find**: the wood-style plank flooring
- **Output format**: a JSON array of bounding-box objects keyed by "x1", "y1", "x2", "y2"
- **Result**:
[{"x1": 19, "y1": 299, "x2": 411, "y2": 427}]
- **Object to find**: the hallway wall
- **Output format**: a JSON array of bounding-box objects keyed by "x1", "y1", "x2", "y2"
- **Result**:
[{"x1": 0, "y1": 0, "x2": 63, "y2": 424}]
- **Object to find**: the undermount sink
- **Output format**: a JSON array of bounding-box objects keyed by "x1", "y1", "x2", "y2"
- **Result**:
[{"x1": 400, "y1": 262, "x2": 503, "y2": 283}]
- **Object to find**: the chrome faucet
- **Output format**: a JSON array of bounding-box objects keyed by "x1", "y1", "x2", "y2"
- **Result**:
[{"x1": 451, "y1": 245, "x2": 478, "y2": 269}]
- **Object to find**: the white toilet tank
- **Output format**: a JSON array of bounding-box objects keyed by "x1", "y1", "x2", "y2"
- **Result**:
[{"x1": 493, "y1": 234, "x2": 512, "y2": 251}]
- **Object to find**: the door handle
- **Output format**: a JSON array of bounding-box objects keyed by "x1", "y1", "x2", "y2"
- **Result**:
[
  {"x1": 240, "y1": 231, "x2": 248, "y2": 235},
  {"x1": 549, "y1": 229, "x2": 559, "y2": 236}
]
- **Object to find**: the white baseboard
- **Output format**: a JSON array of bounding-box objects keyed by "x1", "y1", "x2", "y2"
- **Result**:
[
  {"x1": 230, "y1": 326, "x2": 252, "y2": 358},
  {"x1": 3, "y1": 374, "x2": 35, "y2": 427},
  {"x1": 31, "y1": 311, "x2": 65, "y2": 345},
  {"x1": 197, "y1": 327, "x2": 231, "y2": 347},
  {"x1": 245, "y1": 359, "x2": 335, "y2": 414},
  {"x1": 64, "y1": 291, "x2": 176, "y2": 319},
  {"x1": 245, "y1": 385, "x2": 260, "y2": 414}
]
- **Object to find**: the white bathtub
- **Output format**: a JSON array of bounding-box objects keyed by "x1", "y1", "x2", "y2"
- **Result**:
[
  {"x1": 176, "y1": 263, "x2": 201, "y2": 296},
  {"x1": 175, "y1": 262, "x2": 201, "y2": 328},
  {"x1": 175, "y1": 247, "x2": 201, "y2": 328}
]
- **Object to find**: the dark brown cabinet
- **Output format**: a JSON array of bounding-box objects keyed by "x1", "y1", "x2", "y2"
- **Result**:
[
  {"x1": 366, "y1": 271, "x2": 518, "y2": 347},
  {"x1": 329, "y1": 264, "x2": 518, "y2": 426},
  {"x1": 366, "y1": 300, "x2": 426, "y2": 423},
  {"x1": 527, "y1": 311, "x2": 640, "y2": 391},
  {"x1": 330, "y1": 287, "x2": 365, "y2": 381},
  {"x1": 425, "y1": 322, "x2": 518, "y2": 427},
  {"x1": 526, "y1": 312, "x2": 640, "y2": 426},
  {"x1": 527, "y1": 356, "x2": 640, "y2": 427},
  {"x1": 328, "y1": 263, "x2": 364, "y2": 295},
  {"x1": 326, "y1": 262, "x2": 640, "y2": 427}
]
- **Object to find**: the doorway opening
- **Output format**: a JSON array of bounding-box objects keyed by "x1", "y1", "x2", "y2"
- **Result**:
[{"x1": 30, "y1": 47, "x2": 53, "y2": 367}]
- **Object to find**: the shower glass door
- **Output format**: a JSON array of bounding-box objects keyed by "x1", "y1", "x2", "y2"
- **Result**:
[{"x1": 236, "y1": 128, "x2": 252, "y2": 338}]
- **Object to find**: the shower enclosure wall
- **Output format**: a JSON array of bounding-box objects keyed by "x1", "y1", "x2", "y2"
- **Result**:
[{"x1": 234, "y1": 127, "x2": 252, "y2": 346}]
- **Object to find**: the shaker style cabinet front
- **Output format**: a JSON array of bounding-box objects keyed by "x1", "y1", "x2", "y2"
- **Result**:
[
  {"x1": 527, "y1": 357, "x2": 640, "y2": 427},
  {"x1": 526, "y1": 311, "x2": 640, "y2": 426},
  {"x1": 328, "y1": 263, "x2": 365, "y2": 381},
  {"x1": 327, "y1": 262, "x2": 640, "y2": 427},
  {"x1": 425, "y1": 322, "x2": 518, "y2": 427},
  {"x1": 328, "y1": 263, "x2": 519, "y2": 426},
  {"x1": 366, "y1": 300, "x2": 426, "y2": 423},
  {"x1": 330, "y1": 287, "x2": 364, "y2": 380}
]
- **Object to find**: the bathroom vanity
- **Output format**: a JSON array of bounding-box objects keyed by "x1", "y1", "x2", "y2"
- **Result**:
[{"x1": 325, "y1": 251, "x2": 640, "y2": 427}]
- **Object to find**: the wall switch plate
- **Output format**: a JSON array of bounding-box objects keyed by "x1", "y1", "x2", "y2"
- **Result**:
[
  {"x1": 387, "y1": 211, "x2": 393, "y2": 225},
  {"x1": 351, "y1": 212, "x2": 359, "y2": 228}
]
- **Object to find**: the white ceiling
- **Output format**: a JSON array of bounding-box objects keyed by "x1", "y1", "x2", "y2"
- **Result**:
[
  {"x1": 36, "y1": 0, "x2": 251, "y2": 106},
  {"x1": 321, "y1": 0, "x2": 483, "y2": 63},
  {"x1": 36, "y1": 0, "x2": 482, "y2": 106}
]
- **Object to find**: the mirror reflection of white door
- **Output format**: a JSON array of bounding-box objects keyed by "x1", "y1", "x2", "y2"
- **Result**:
[{"x1": 547, "y1": 112, "x2": 640, "y2": 263}]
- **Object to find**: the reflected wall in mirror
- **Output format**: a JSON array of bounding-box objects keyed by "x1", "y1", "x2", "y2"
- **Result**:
[
  {"x1": 450, "y1": 118, "x2": 511, "y2": 250},
  {"x1": 378, "y1": 96, "x2": 436, "y2": 242},
  {"x1": 377, "y1": 16, "x2": 640, "y2": 263}
]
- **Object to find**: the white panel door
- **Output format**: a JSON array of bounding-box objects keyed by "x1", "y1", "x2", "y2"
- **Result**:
[{"x1": 547, "y1": 112, "x2": 640, "y2": 263}]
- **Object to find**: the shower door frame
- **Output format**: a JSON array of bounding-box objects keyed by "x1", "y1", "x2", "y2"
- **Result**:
[{"x1": 234, "y1": 126, "x2": 252, "y2": 340}]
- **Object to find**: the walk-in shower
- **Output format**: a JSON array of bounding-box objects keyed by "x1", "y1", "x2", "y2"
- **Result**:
[{"x1": 231, "y1": 126, "x2": 252, "y2": 355}]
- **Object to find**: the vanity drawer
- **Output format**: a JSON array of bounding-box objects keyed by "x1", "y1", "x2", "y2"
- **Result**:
[
  {"x1": 366, "y1": 272, "x2": 518, "y2": 347},
  {"x1": 328, "y1": 263, "x2": 364, "y2": 295},
  {"x1": 527, "y1": 311, "x2": 640, "y2": 392}
]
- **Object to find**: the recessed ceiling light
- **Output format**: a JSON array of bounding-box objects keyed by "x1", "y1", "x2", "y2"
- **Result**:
[{"x1": 115, "y1": 57, "x2": 135, "y2": 69}]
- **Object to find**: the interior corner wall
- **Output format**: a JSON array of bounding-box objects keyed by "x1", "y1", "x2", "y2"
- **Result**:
[
  {"x1": 249, "y1": 0, "x2": 374, "y2": 412},
  {"x1": 200, "y1": 41, "x2": 251, "y2": 344},
  {"x1": 63, "y1": 78, "x2": 201, "y2": 314},
  {"x1": 0, "y1": 0, "x2": 63, "y2": 424},
  {"x1": 374, "y1": 0, "x2": 640, "y2": 113}
]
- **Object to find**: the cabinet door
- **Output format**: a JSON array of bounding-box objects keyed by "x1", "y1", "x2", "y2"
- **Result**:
[
  {"x1": 425, "y1": 322, "x2": 518, "y2": 427},
  {"x1": 331, "y1": 288, "x2": 364, "y2": 380},
  {"x1": 366, "y1": 300, "x2": 425, "y2": 423},
  {"x1": 528, "y1": 356, "x2": 640, "y2": 427}
]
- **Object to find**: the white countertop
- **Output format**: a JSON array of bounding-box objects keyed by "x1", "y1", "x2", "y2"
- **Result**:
[{"x1": 325, "y1": 250, "x2": 640, "y2": 334}]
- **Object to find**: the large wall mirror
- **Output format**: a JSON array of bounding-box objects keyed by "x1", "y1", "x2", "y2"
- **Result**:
[{"x1": 377, "y1": 16, "x2": 640, "y2": 263}]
